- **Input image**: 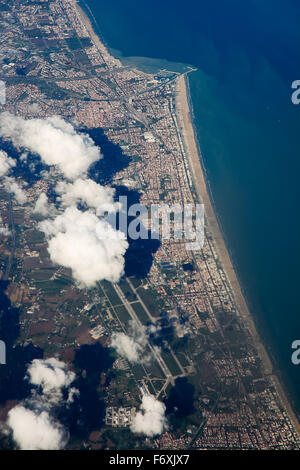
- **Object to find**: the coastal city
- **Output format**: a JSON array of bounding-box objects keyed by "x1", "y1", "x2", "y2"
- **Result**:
[{"x1": 0, "y1": 0, "x2": 299, "y2": 451}]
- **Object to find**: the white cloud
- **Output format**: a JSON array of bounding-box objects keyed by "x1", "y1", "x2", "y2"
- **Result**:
[
  {"x1": 28, "y1": 103, "x2": 40, "y2": 114},
  {"x1": 67, "y1": 387, "x2": 79, "y2": 404},
  {"x1": 0, "y1": 226, "x2": 11, "y2": 237},
  {"x1": 33, "y1": 192, "x2": 55, "y2": 217},
  {"x1": 111, "y1": 332, "x2": 144, "y2": 364},
  {"x1": 27, "y1": 358, "x2": 76, "y2": 404},
  {"x1": 3, "y1": 176, "x2": 27, "y2": 204},
  {"x1": 0, "y1": 150, "x2": 15, "y2": 177},
  {"x1": 7, "y1": 358, "x2": 77, "y2": 450},
  {"x1": 7, "y1": 406, "x2": 66, "y2": 450},
  {"x1": 20, "y1": 152, "x2": 28, "y2": 162},
  {"x1": 111, "y1": 321, "x2": 152, "y2": 365},
  {"x1": 131, "y1": 395, "x2": 168, "y2": 437},
  {"x1": 0, "y1": 113, "x2": 101, "y2": 179},
  {"x1": 55, "y1": 178, "x2": 117, "y2": 213},
  {"x1": 0, "y1": 113, "x2": 129, "y2": 288},
  {"x1": 39, "y1": 206, "x2": 128, "y2": 287},
  {"x1": 0, "y1": 215, "x2": 10, "y2": 236}
]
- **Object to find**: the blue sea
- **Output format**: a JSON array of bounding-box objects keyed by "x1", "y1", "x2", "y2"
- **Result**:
[{"x1": 83, "y1": 0, "x2": 300, "y2": 414}]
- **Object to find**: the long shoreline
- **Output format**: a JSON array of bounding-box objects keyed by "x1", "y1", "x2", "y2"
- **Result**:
[
  {"x1": 73, "y1": 0, "x2": 300, "y2": 438},
  {"x1": 175, "y1": 73, "x2": 300, "y2": 435},
  {"x1": 76, "y1": 0, "x2": 122, "y2": 68}
]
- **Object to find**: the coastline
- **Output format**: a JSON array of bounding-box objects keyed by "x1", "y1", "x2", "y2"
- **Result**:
[
  {"x1": 75, "y1": 0, "x2": 122, "y2": 68},
  {"x1": 73, "y1": 0, "x2": 300, "y2": 439},
  {"x1": 175, "y1": 73, "x2": 300, "y2": 435}
]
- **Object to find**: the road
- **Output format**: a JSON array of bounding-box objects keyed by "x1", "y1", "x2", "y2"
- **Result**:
[{"x1": 2, "y1": 195, "x2": 16, "y2": 281}]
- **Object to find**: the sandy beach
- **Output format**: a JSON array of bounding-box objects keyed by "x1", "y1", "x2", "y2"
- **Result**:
[
  {"x1": 75, "y1": 0, "x2": 122, "y2": 68},
  {"x1": 73, "y1": 0, "x2": 300, "y2": 437},
  {"x1": 175, "y1": 73, "x2": 300, "y2": 434}
]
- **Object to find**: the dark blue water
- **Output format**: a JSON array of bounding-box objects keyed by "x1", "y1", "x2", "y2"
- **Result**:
[{"x1": 83, "y1": 0, "x2": 300, "y2": 414}]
